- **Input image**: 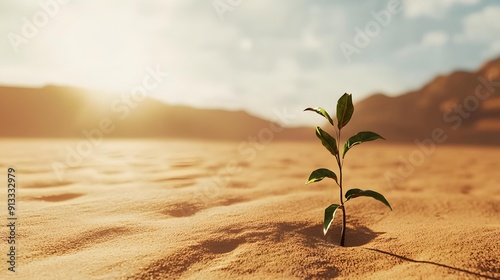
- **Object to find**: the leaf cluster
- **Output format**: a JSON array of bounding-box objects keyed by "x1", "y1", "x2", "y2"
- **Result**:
[{"x1": 305, "y1": 93, "x2": 391, "y2": 236}]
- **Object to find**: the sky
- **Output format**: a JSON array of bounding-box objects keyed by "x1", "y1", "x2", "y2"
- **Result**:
[{"x1": 1, "y1": 0, "x2": 499, "y2": 126}]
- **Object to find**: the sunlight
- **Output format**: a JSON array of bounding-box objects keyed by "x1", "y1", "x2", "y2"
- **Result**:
[{"x1": 39, "y1": 5, "x2": 153, "y2": 94}]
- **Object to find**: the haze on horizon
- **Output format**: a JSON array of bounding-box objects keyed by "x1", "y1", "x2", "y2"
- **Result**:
[{"x1": 1, "y1": 0, "x2": 499, "y2": 126}]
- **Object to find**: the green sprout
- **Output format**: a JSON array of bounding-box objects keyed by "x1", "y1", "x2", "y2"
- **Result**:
[{"x1": 304, "y1": 93, "x2": 392, "y2": 247}]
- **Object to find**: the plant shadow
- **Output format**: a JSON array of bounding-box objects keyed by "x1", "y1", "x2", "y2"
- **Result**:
[
  {"x1": 365, "y1": 248, "x2": 497, "y2": 279},
  {"x1": 297, "y1": 223, "x2": 384, "y2": 247}
]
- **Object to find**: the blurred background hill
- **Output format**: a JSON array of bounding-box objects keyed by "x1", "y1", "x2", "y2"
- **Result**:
[
  {"x1": 342, "y1": 57, "x2": 500, "y2": 145},
  {"x1": 1, "y1": 57, "x2": 499, "y2": 144}
]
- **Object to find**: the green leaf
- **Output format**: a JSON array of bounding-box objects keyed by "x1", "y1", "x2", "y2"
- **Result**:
[
  {"x1": 345, "y1": 188, "x2": 392, "y2": 211},
  {"x1": 336, "y1": 93, "x2": 354, "y2": 129},
  {"x1": 304, "y1": 107, "x2": 334, "y2": 126},
  {"x1": 342, "y1": 131, "x2": 385, "y2": 158},
  {"x1": 324, "y1": 204, "x2": 341, "y2": 235},
  {"x1": 306, "y1": 168, "x2": 338, "y2": 184},
  {"x1": 315, "y1": 126, "x2": 339, "y2": 158}
]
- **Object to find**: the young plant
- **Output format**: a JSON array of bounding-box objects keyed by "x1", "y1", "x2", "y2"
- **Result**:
[{"x1": 304, "y1": 93, "x2": 392, "y2": 247}]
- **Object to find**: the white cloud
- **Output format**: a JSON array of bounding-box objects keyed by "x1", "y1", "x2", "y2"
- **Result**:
[
  {"x1": 301, "y1": 30, "x2": 322, "y2": 50},
  {"x1": 0, "y1": 1, "x2": 498, "y2": 126},
  {"x1": 461, "y1": 6, "x2": 500, "y2": 41},
  {"x1": 487, "y1": 41, "x2": 500, "y2": 54},
  {"x1": 239, "y1": 38, "x2": 254, "y2": 51},
  {"x1": 422, "y1": 31, "x2": 449, "y2": 47},
  {"x1": 396, "y1": 31, "x2": 449, "y2": 57},
  {"x1": 456, "y1": 6, "x2": 500, "y2": 57},
  {"x1": 404, "y1": 0, "x2": 479, "y2": 18}
]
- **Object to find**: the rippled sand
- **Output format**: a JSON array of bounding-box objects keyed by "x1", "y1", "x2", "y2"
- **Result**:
[{"x1": 0, "y1": 139, "x2": 499, "y2": 279}]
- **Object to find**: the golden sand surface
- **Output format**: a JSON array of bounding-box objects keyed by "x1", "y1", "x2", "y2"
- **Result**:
[{"x1": 0, "y1": 140, "x2": 498, "y2": 279}]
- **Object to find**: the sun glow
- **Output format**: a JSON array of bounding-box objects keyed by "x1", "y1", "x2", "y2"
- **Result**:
[{"x1": 27, "y1": 4, "x2": 157, "y2": 94}]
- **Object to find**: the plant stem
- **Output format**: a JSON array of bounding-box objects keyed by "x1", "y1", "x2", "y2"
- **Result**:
[
  {"x1": 337, "y1": 130, "x2": 346, "y2": 247},
  {"x1": 339, "y1": 164, "x2": 346, "y2": 247}
]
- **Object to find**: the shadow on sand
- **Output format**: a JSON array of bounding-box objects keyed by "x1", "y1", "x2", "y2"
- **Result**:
[
  {"x1": 296, "y1": 223, "x2": 383, "y2": 247},
  {"x1": 366, "y1": 248, "x2": 496, "y2": 279}
]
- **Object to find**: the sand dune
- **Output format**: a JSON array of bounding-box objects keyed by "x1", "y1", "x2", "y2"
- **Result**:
[{"x1": 0, "y1": 140, "x2": 498, "y2": 279}]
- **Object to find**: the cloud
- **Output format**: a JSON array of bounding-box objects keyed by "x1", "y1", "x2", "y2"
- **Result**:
[
  {"x1": 461, "y1": 6, "x2": 500, "y2": 41},
  {"x1": 0, "y1": 1, "x2": 498, "y2": 126},
  {"x1": 404, "y1": 0, "x2": 479, "y2": 18},
  {"x1": 487, "y1": 41, "x2": 500, "y2": 55},
  {"x1": 396, "y1": 31, "x2": 449, "y2": 57},
  {"x1": 455, "y1": 6, "x2": 500, "y2": 57},
  {"x1": 421, "y1": 31, "x2": 449, "y2": 47}
]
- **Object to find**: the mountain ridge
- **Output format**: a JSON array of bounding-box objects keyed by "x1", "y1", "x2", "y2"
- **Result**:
[
  {"x1": 1, "y1": 57, "x2": 499, "y2": 144},
  {"x1": 342, "y1": 57, "x2": 500, "y2": 144},
  {"x1": 0, "y1": 85, "x2": 311, "y2": 140}
]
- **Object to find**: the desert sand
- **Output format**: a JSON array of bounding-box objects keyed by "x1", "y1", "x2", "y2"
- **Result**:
[{"x1": 0, "y1": 139, "x2": 499, "y2": 279}]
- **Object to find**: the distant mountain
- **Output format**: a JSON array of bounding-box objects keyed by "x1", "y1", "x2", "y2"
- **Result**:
[
  {"x1": 343, "y1": 57, "x2": 500, "y2": 145},
  {"x1": 2, "y1": 57, "x2": 499, "y2": 144},
  {"x1": 0, "y1": 85, "x2": 311, "y2": 140}
]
